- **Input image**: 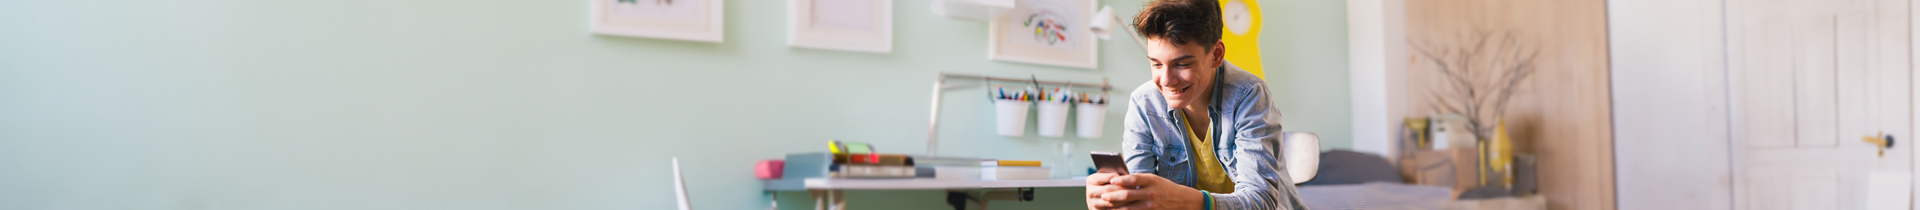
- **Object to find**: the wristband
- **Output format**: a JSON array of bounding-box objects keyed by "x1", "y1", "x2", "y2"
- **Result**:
[{"x1": 1199, "y1": 189, "x2": 1214, "y2": 210}]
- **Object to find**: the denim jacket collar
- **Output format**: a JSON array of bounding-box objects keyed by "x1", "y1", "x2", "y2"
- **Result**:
[{"x1": 1160, "y1": 65, "x2": 1228, "y2": 185}]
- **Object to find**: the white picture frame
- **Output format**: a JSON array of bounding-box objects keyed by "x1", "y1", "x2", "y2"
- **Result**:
[
  {"x1": 590, "y1": 0, "x2": 725, "y2": 43},
  {"x1": 989, "y1": 0, "x2": 1098, "y2": 69},
  {"x1": 789, "y1": 0, "x2": 893, "y2": 53}
]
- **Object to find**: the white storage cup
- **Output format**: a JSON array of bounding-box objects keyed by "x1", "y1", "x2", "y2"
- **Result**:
[
  {"x1": 1076, "y1": 103, "x2": 1106, "y2": 138},
  {"x1": 994, "y1": 99, "x2": 1031, "y2": 136},
  {"x1": 1036, "y1": 101, "x2": 1071, "y2": 137}
]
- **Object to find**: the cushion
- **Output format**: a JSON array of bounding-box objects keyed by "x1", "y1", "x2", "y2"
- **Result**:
[{"x1": 1300, "y1": 150, "x2": 1404, "y2": 185}]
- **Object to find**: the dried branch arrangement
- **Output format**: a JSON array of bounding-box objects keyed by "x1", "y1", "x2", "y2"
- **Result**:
[{"x1": 1412, "y1": 28, "x2": 1538, "y2": 141}]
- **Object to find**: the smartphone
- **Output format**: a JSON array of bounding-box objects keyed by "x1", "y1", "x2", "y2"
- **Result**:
[{"x1": 1090, "y1": 151, "x2": 1129, "y2": 175}]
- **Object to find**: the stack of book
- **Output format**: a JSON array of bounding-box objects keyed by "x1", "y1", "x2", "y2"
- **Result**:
[
  {"x1": 839, "y1": 153, "x2": 916, "y2": 178},
  {"x1": 779, "y1": 140, "x2": 1056, "y2": 181},
  {"x1": 825, "y1": 140, "x2": 917, "y2": 179}
]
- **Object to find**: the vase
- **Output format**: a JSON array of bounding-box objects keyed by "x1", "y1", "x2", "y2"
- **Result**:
[{"x1": 1486, "y1": 120, "x2": 1514, "y2": 186}]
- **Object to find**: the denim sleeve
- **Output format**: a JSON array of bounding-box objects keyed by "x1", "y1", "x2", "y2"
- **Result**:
[
  {"x1": 1210, "y1": 84, "x2": 1309, "y2": 210},
  {"x1": 1121, "y1": 97, "x2": 1160, "y2": 175}
]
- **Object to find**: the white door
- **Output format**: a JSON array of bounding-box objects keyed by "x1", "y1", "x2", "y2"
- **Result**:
[{"x1": 1728, "y1": 0, "x2": 1914, "y2": 209}]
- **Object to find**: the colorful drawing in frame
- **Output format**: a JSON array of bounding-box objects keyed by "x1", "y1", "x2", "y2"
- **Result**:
[
  {"x1": 990, "y1": 0, "x2": 1097, "y2": 69},
  {"x1": 1018, "y1": 1, "x2": 1077, "y2": 50}
]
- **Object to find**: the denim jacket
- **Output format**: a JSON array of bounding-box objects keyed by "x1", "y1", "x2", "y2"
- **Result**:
[{"x1": 1121, "y1": 62, "x2": 1308, "y2": 210}]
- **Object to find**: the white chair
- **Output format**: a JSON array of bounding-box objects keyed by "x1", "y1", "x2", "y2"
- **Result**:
[
  {"x1": 673, "y1": 157, "x2": 693, "y2": 210},
  {"x1": 1274, "y1": 132, "x2": 1320, "y2": 184}
]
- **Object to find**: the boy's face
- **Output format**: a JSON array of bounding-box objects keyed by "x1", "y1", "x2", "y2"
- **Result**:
[{"x1": 1146, "y1": 38, "x2": 1226, "y2": 110}]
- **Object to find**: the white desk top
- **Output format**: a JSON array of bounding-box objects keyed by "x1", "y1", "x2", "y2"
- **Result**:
[{"x1": 763, "y1": 178, "x2": 1085, "y2": 191}]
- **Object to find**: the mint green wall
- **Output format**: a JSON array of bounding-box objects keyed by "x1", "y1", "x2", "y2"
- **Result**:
[
  {"x1": 0, "y1": 0, "x2": 1347, "y2": 209},
  {"x1": 1262, "y1": 0, "x2": 1353, "y2": 151}
]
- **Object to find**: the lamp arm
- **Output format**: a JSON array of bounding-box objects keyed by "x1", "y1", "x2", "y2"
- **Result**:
[{"x1": 1115, "y1": 15, "x2": 1150, "y2": 51}]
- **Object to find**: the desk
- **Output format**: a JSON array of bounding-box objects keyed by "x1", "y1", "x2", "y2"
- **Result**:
[
  {"x1": 764, "y1": 178, "x2": 1084, "y2": 210},
  {"x1": 764, "y1": 178, "x2": 1083, "y2": 191}
]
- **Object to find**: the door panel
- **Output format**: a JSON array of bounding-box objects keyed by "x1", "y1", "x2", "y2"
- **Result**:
[
  {"x1": 1731, "y1": 0, "x2": 1912, "y2": 209},
  {"x1": 1744, "y1": 10, "x2": 1801, "y2": 149},
  {"x1": 1788, "y1": 171, "x2": 1838, "y2": 210},
  {"x1": 1838, "y1": 11, "x2": 1871, "y2": 150},
  {"x1": 1792, "y1": 14, "x2": 1838, "y2": 147},
  {"x1": 1869, "y1": 0, "x2": 1914, "y2": 174},
  {"x1": 1749, "y1": 168, "x2": 1837, "y2": 210}
]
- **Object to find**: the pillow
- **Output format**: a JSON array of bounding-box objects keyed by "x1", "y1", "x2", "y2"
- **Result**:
[{"x1": 1299, "y1": 150, "x2": 1403, "y2": 185}]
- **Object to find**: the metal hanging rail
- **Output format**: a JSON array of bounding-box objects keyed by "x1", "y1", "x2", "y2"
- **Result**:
[
  {"x1": 938, "y1": 73, "x2": 1114, "y2": 90},
  {"x1": 925, "y1": 72, "x2": 1112, "y2": 157}
]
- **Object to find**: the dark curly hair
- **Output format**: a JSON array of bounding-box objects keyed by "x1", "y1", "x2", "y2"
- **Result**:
[{"x1": 1132, "y1": 0, "x2": 1223, "y2": 50}]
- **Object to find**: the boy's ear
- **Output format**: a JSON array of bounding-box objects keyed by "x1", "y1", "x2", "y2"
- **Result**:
[{"x1": 1212, "y1": 41, "x2": 1228, "y2": 68}]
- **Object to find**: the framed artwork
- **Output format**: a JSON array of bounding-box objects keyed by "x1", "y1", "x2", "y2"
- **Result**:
[
  {"x1": 989, "y1": 0, "x2": 1097, "y2": 69},
  {"x1": 590, "y1": 0, "x2": 725, "y2": 43},
  {"x1": 788, "y1": 0, "x2": 893, "y2": 53}
]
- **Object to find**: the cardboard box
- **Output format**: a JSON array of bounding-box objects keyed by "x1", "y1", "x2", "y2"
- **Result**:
[{"x1": 1401, "y1": 148, "x2": 1480, "y2": 190}]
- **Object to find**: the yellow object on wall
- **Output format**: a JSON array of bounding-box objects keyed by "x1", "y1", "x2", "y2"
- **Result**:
[{"x1": 1220, "y1": 0, "x2": 1264, "y2": 79}]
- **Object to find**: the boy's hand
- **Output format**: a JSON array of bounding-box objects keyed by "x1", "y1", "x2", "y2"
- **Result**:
[{"x1": 1086, "y1": 173, "x2": 1205, "y2": 210}]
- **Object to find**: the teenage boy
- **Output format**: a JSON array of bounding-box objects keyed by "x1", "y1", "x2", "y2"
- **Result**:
[{"x1": 1085, "y1": 0, "x2": 1307, "y2": 209}]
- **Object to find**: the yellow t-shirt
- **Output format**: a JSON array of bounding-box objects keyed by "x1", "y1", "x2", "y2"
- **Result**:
[{"x1": 1180, "y1": 111, "x2": 1235, "y2": 193}]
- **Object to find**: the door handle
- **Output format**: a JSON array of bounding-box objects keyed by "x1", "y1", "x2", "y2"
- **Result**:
[{"x1": 1863, "y1": 132, "x2": 1895, "y2": 157}]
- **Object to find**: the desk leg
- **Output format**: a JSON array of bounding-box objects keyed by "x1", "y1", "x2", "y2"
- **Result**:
[
  {"x1": 810, "y1": 190, "x2": 824, "y2": 210},
  {"x1": 829, "y1": 190, "x2": 847, "y2": 210}
]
